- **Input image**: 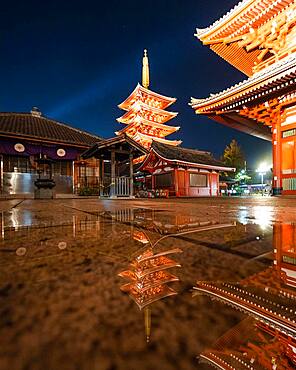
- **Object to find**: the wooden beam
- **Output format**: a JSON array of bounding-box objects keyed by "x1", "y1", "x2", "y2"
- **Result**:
[{"x1": 0, "y1": 133, "x2": 91, "y2": 149}]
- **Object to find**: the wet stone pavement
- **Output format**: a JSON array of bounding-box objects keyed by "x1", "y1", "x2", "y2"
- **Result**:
[{"x1": 0, "y1": 197, "x2": 295, "y2": 370}]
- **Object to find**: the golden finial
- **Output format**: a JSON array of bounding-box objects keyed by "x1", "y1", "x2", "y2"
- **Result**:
[
  {"x1": 144, "y1": 306, "x2": 151, "y2": 343},
  {"x1": 142, "y1": 49, "x2": 150, "y2": 89}
]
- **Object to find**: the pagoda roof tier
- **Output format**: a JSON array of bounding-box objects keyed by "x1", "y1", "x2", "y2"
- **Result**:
[
  {"x1": 117, "y1": 101, "x2": 178, "y2": 125},
  {"x1": 119, "y1": 270, "x2": 179, "y2": 293},
  {"x1": 134, "y1": 248, "x2": 183, "y2": 264},
  {"x1": 115, "y1": 118, "x2": 180, "y2": 138},
  {"x1": 132, "y1": 132, "x2": 182, "y2": 147},
  {"x1": 140, "y1": 141, "x2": 235, "y2": 172},
  {"x1": 194, "y1": 0, "x2": 294, "y2": 76},
  {"x1": 118, "y1": 83, "x2": 177, "y2": 111},
  {"x1": 131, "y1": 257, "x2": 181, "y2": 279},
  {"x1": 120, "y1": 284, "x2": 177, "y2": 310}
]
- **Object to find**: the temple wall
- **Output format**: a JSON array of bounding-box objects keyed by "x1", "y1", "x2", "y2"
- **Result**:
[
  {"x1": 0, "y1": 149, "x2": 77, "y2": 197},
  {"x1": 152, "y1": 168, "x2": 219, "y2": 197},
  {"x1": 2, "y1": 172, "x2": 73, "y2": 195},
  {"x1": 186, "y1": 170, "x2": 219, "y2": 197},
  {"x1": 279, "y1": 105, "x2": 296, "y2": 195},
  {"x1": 0, "y1": 137, "x2": 103, "y2": 197}
]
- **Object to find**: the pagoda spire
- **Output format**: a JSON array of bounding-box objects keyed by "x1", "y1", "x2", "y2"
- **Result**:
[
  {"x1": 116, "y1": 51, "x2": 182, "y2": 149},
  {"x1": 142, "y1": 49, "x2": 150, "y2": 88},
  {"x1": 144, "y1": 306, "x2": 151, "y2": 343}
]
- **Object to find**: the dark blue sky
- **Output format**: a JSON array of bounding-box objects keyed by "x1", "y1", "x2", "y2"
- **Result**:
[{"x1": 0, "y1": 0, "x2": 271, "y2": 168}]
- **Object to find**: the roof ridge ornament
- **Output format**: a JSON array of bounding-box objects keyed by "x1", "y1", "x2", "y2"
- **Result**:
[
  {"x1": 30, "y1": 106, "x2": 42, "y2": 117},
  {"x1": 142, "y1": 49, "x2": 150, "y2": 89}
]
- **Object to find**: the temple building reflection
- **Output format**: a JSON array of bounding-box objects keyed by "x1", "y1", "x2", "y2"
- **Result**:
[
  {"x1": 274, "y1": 223, "x2": 296, "y2": 289},
  {"x1": 194, "y1": 223, "x2": 296, "y2": 369},
  {"x1": 119, "y1": 230, "x2": 182, "y2": 342},
  {"x1": 199, "y1": 317, "x2": 293, "y2": 370}
]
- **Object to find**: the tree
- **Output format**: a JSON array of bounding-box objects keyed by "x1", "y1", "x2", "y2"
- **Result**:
[{"x1": 222, "y1": 139, "x2": 245, "y2": 175}]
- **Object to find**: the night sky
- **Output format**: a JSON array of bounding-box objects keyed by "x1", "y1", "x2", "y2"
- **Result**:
[{"x1": 0, "y1": 0, "x2": 271, "y2": 169}]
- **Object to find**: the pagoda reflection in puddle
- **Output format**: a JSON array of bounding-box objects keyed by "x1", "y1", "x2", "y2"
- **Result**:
[
  {"x1": 194, "y1": 222, "x2": 296, "y2": 369},
  {"x1": 117, "y1": 214, "x2": 237, "y2": 343},
  {"x1": 119, "y1": 230, "x2": 182, "y2": 342}
]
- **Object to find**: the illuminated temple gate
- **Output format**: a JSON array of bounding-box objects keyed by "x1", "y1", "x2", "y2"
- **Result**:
[{"x1": 190, "y1": 0, "x2": 296, "y2": 195}]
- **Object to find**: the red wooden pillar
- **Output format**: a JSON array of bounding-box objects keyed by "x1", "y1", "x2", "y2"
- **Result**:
[
  {"x1": 151, "y1": 174, "x2": 155, "y2": 190},
  {"x1": 217, "y1": 173, "x2": 220, "y2": 196},
  {"x1": 174, "y1": 168, "x2": 179, "y2": 197},
  {"x1": 185, "y1": 170, "x2": 189, "y2": 196},
  {"x1": 273, "y1": 223, "x2": 282, "y2": 274},
  {"x1": 272, "y1": 115, "x2": 282, "y2": 195},
  {"x1": 209, "y1": 172, "x2": 212, "y2": 196}
]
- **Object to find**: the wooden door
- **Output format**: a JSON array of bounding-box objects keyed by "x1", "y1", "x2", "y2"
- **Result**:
[{"x1": 177, "y1": 171, "x2": 186, "y2": 196}]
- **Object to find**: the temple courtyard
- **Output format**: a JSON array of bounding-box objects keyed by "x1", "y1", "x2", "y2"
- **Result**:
[{"x1": 0, "y1": 196, "x2": 295, "y2": 370}]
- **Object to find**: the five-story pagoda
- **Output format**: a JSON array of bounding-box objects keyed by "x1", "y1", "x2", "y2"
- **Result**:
[{"x1": 116, "y1": 50, "x2": 182, "y2": 149}]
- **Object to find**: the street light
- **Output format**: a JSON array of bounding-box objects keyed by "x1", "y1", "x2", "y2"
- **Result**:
[{"x1": 256, "y1": 162, "x2": 270, "y2": 195}]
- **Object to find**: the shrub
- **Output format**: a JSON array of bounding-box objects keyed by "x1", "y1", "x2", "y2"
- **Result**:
[{"x1": 78, "y1": 187, "x2": 99, "y2": 196}]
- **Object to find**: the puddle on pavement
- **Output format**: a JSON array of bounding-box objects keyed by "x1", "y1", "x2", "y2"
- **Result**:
[{"x1": 0, "y1": 207, "x2": 295, "y2": 370}]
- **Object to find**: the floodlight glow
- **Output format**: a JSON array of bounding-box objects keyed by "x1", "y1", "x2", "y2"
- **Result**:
[{"x1": 256, "y1": 162, "x2": 270, "y2": 174}]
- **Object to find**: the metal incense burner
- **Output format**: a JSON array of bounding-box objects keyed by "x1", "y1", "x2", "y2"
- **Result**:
[{"x1": 34, "y1": 155, "x2": 56, "y2": 199}]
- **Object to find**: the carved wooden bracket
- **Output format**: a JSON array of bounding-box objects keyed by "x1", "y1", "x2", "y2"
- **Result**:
[{"x1": 239, "y1": 98, "x2": 281, "y2": 127}]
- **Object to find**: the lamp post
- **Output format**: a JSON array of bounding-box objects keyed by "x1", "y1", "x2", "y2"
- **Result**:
[{"x1": 256, "y1": 163, "x2": 269, "y2": 196}]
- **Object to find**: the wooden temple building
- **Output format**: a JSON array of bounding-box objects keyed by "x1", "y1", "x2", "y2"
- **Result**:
[
  {"x1": 194, "y1": 223, "x2": 296, "y2": 369},
  {"x1": 83, "y1": 50, "x2": 234, "y2": 198},
  {"x1": 0, "y1": 107, "x2": 102, "y2": 196},
  {"x1": 190, "y1": 0, "x2": 296, "y2": 195},
  {"x1": 139, "y1": 141, "x2": 233, "y2": 197}
]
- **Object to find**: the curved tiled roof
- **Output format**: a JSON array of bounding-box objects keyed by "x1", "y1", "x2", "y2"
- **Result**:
[
  {"x1": 0, "y1": 112, "x2": 101, "y2": 147},
  {"x1": 118, "y1": 83, "x2": 176, "y2": 111},
  {"x1": 195, "y1": 0, "x2": 290, "y2": 40},
  {"x1": 151, "y1": 141, "x2": 234, "y2": 170},
  {"x1": 190, "y1": 54, "x2": 296, "y2": 111}
]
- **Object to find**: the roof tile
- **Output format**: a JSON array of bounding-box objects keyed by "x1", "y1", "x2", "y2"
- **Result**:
[{"x1": 0, "y1": 112, "x2": 101, "y2": 147}]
